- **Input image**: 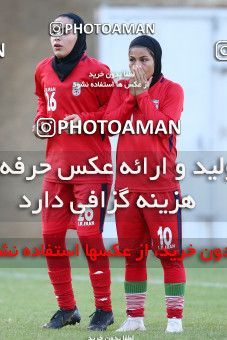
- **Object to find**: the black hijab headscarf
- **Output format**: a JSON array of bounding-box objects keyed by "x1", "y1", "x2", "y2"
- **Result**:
[
  {"x1": 51, "y1": 12, "x2": 87, "y2": 81},
  {"x1": 129, "y1": 35, "x2": 162, "y2": 87}
]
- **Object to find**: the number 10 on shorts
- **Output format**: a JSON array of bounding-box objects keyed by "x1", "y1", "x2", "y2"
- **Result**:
[{"x1": 157, "y1": 226, "x2": 173, "y2": 248}]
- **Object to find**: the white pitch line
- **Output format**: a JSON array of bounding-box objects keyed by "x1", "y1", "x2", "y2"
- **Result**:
[{"x1": 0, "y1": 271, "x2": 226, "y2": 289}]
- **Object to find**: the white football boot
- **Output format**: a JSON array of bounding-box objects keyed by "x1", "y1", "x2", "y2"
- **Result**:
[
  {"x1": 116, "y1": 316, "x2": 146, "y2": 332},
  {"x1": 165, "y1": 317, "x2": 183, "y2": 333}
]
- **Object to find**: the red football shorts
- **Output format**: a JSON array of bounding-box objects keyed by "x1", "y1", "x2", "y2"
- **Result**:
[
  {"x1": 115, "y1": 190, "x2": 182, "y2": 256},
  {"x1": 42, "y1": 180, "x2": 111, "y2": 236}
]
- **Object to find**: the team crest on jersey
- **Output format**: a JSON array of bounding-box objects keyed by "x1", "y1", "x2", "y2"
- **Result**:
[
  {"x1": 72, "y1": 82, "x2": 81, "y2": 96},
  {"x1": 152, "y1": 99, "x2": 159, "y2": 109}
]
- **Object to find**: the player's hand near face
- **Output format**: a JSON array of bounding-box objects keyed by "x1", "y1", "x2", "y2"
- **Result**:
[
  {"x1": 133, "y1": 65, "x2": 152, "y2": 96},
  {"x1": 129, "y1": 71, "x2": 137, "y2": 96},
  {"x1": 64, "y1": 114, "x2": 81, "y2": 134}
]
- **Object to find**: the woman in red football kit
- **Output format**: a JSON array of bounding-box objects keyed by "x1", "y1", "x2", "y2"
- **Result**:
[
  {"x1": 32, "y1": 13, "x2": 114, "y2": 331},
  {"x1": 104, "y1": 35, "x2": 186, "y2": 333}
]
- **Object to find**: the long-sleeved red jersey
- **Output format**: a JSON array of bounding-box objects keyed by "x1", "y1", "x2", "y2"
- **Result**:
[
  {"x1": 104, "y1": 76, "x2": 184, "y2": 192},
  {"x1": 34, "y1": 53, "x2": 114, "y2": 184}
]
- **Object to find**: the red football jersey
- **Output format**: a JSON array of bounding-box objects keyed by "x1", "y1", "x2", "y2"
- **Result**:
[
  {"x1": 104, "y1": 76, "x2": 184, "y2": 192},
  {"x1": 34, "y1": 53, "x2": 114, "y2": 184}
]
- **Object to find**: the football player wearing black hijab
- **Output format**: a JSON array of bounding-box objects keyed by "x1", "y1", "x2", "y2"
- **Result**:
[
  {"x1": 104, "y1": 35, "x2": 185, "y2": 333},
  {"x1": 33, "y1": 13, "x2": 114, "y2": 331},
  {"x1": 51, "y1": 13, "x2": 87, "y2": 81}
]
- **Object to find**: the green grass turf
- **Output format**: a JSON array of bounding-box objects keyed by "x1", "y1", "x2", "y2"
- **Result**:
[{"x1": 0, "y1": 263, "x2": 226, "y2": 340}]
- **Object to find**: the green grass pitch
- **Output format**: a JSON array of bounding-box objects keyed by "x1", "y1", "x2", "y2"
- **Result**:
[{"x1": 0, "y1": 262, "x2": 226, "y2": 340}]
